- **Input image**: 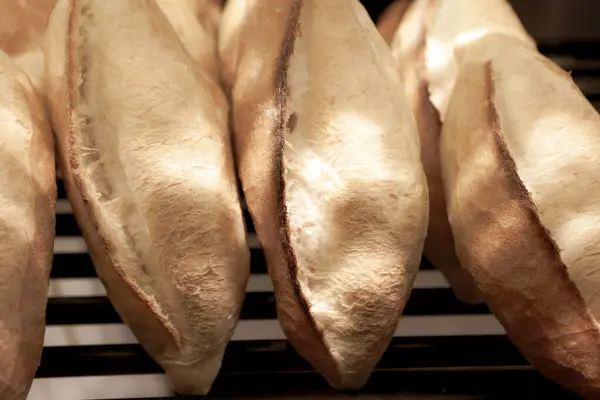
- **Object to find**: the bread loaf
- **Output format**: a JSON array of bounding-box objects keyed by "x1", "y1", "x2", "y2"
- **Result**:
[
  {"x1": 377, "y1": 0, "x2": 537, "y2": 304},
  {"x1": 381, "y1": 0, "x2": 600, "y2": 397},
  {"x1": 0, "y1": 50, "x2": 56, "y2": 400},
  {"x1": 0, "y1": 0, "x2": 58, "y2": 93},
  {"x1": 220, "y1": 0, "x2": 428, "y2": 389},
  {"x1": 43, "y1": 0, "x2": 249, "y2": 394},
  {"x1": 441, "y1": 33, "x2": 600, "y2": 399}
]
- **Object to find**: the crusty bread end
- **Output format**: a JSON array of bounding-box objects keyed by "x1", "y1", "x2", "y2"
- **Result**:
[
  {"x1": 0, "y1": 50, "x2": 56, "y2": 400},
  {"x1": 221, "y1": 0, "x2": 428, "y2": 389}
]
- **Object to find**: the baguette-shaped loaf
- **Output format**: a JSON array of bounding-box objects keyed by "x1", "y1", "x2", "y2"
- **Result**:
[
  {"x1": 381, "y1": 0, "x2": 600, "y2": 396},
  {"x1": 0, "y1": 50, "x2": 56, "y2": 400},
  {"x1": 43, "y1": 0, "x2": 249, "y2": 394},
  {"x1": 441, "y1": 34, "x2": 600, "y2": 398},
  {"x1": 0, "y1": 0, "x2": 58, "y2": 93},
  {"x1": 378, "y1": 0, "x2": 536, "y2": 304},
  {"x1": 220, "y1": 0, "x2": 428, "y2": 389}
]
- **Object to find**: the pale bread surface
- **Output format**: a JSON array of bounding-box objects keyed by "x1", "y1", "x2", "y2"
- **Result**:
[
  {"x1": 44, "y1": 0, "x2": 249, "y2": 394},
  {"x1": 0, "y1": 50, "x2": 55, "y2": 400},
  {"x1": 220, "y1": 0, "x2": 428, "y2": 389}
]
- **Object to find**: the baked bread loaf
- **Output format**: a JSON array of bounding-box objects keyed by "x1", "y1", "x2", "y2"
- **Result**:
[
  {"x1": 377, "y1": 0, "x2": 537, "y2": 304},
  {"x1": 43, "y1": 0, "x2": 249, "y2": 395},
  {"x1": 382, "y1": 0, "x2": 600, "y2": 397},
  {"x1": 442, "y1": 33, "x2": 600, "y2": 399},
  {"x1": 0, "y1": 50, "x2": 56, "y2": 400},
  {"x1": 220, "y1": 0, "x2": 428, "y2": 389},
  {"x1": 0, "y1": 0, "x2": 58, "y2": 93}
]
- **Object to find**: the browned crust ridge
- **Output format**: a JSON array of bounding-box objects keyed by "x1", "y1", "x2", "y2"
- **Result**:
[
  {"x1": 0, "y1": 55, "x2": 56, "y2": 400},
  {"x1": 61, "y1": 0, "x2": 180, "y2": 361},
  {"x1": 443, "y1": 60, "x2": 600, "y2": 398},
  {"x1": 376, "y1": 0, "x2": 414, "y2": 45},
  {"x1": 269, "y1": 0, "x2": 345, "y2": 388}
]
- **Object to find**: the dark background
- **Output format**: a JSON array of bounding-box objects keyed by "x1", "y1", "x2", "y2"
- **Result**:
[{"x1": 359, "y1": 0, "x2": 600, "y2": 42}]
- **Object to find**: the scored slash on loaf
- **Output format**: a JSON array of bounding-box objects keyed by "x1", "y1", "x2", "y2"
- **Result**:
[
  {"x1": 220, "y1": 0, "x2": 429, "y2": 389},
  {"x1": 380, "y1": 0, "x2": 600, "y2": 398},
  {"x1": 43, "y1": 0, "x2": 249, "y2": 395}
]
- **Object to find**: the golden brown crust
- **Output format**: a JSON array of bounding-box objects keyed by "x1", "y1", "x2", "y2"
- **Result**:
[
  {"x1": 274, "y1": 0, "x2": 343, "y2": 386},
  {"x1": 441, "y1": 60, "x2": 600, "y2": 398},
  {"x1": 220, "y1": 0, "x2": 341, "y2": 385},
  {"x1": 0, "y1": 0, "x2": 56, "y2": 55},
  {"x1": 275, "y1": 0, "x2": 326, "y2": 367},
  {"x1": 0, "y1": 0, "x2": 58, "y2": 93},
  {"x1": 376, "y1": 0, "x2": 413, "y2": 45},
  {"x1": 222, "y1": 0, "x2": 428, "y2": 389},
  {"x1": 378, "y1": 0, "x2": 482, "y2": 303},
  {"x1": 0, "y1": 52, "x2": 55, "y2": 400},
  {"x1": 45, "y1": 0, "x2": 249, "y2": 394},
  {"x1": 62, "y1": 0, "x2": 181, "y2": 358}
]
